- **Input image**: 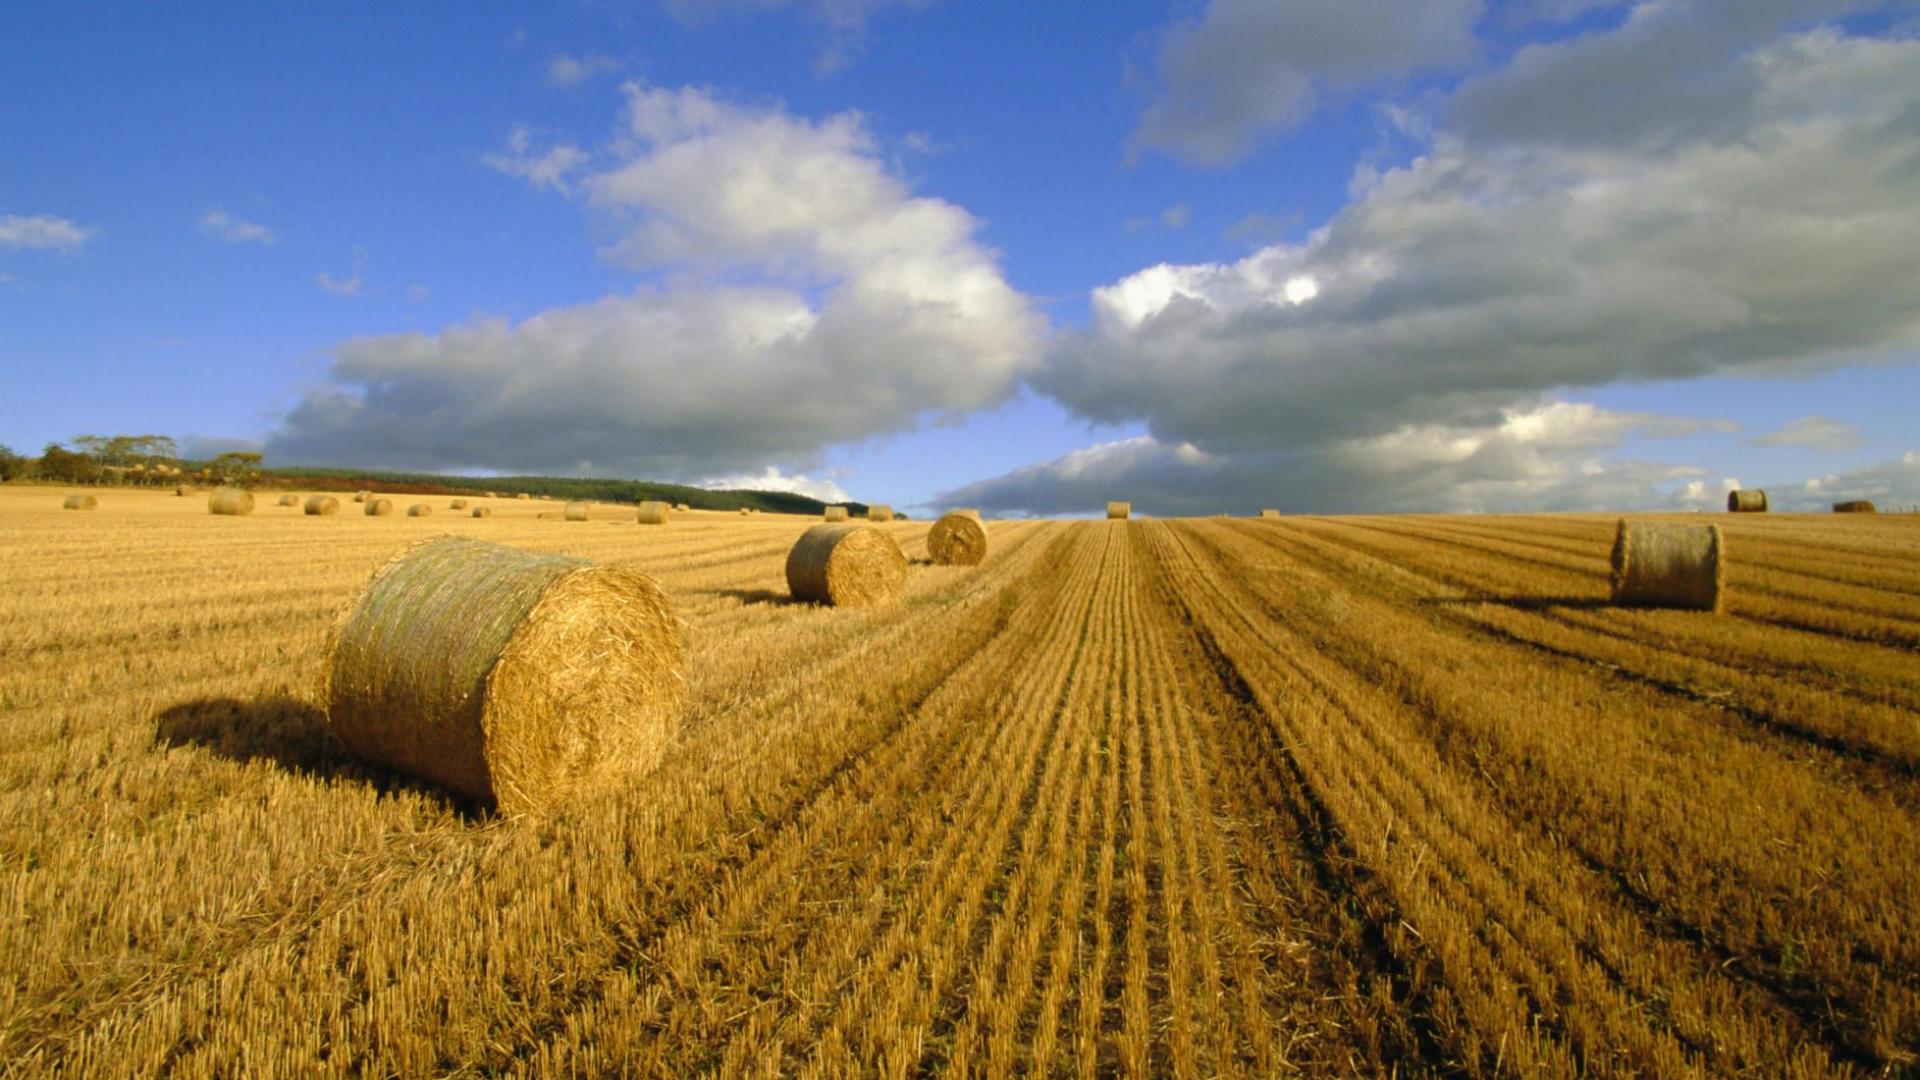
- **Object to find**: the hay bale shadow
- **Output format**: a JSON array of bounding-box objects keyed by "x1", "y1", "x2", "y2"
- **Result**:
[
  {"x1": 154, "y1": 696, "x2": 477, "y2": 814},
  {"x1": 1422, "y1": 595, "x2": 1613, "y2": 612},
  {"x1": 714, "y1": 587, "x2": 805, "y2": 607}
]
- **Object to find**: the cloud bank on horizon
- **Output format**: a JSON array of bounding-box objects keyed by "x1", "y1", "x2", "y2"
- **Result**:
[{"x1": 233, "y1": 0, "x2": 1920, "y2": 513}]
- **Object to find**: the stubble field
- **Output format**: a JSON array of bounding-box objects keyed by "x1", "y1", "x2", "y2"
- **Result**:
[{"x1": 1, "y1": 487, "x2": 1916, "y2": 1077}]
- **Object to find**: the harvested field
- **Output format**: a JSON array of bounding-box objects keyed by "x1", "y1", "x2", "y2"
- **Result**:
[{"x1": 0, "y1": 487, "x2": 1916, "y2": 1077}]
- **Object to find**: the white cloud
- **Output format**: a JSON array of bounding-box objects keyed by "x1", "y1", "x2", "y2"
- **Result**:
[
  {"x1": 484, "y1": 124, "x2": 589, "y2": 193},
  {"x1": 198, "y1": 208, "x2": 276, "y2": 245},
  {"x1": 1133, "y1": 0, "x2": 1484, "y2": 166},
  {"x1": 316, "y1": 272, "x2": 361, "y2": 296},
  {"x1": 1748, "y1": 415, "x2": 1864, "y2": 453},
  {"x1": 547, "y1": 53, "x2": 623, "y2": 86},
  {"x1": 701, "y1": 465, "x2": 851, "y2": 502},
  {"x1": 0, "y1": 213, "x2": 94, "y2": 252},
  {"x1": 1767, "y1": 450, "x2": 1920, "y2": 510},
  {"x1": 268, "y1": 84, "x2": 1041, "y2": 480}
]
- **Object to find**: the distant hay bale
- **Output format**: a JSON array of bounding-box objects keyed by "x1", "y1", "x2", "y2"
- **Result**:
[
  {"x1": 1610, "y1": 519, "x2": 1723, "y2": 612},
  {"x1": 786, "y1": 523, "x2": 908, "y2": 607},
  {"x1": 325, "y1": 537, "x2": 686, "y2": 812},
  {"x1": 208, "y1": 488, "x2": 254, "y2": 516},
  {"x1": 63, "y1": 494, "x2": 97, "y2": 511},
  {"x1": 1260, "y1": 508, "x2": 1282, "y2": 519},
  {"x1": 824, "y1": 505, "x2": 850, "y2": 522},
  {"x1": 407, "y1": 503, "x2": 433, "y2": 517},
  {"x1": 674, "y1": 502, "x2": 690, "y2": 512},
  {"x1": 365, "y1": 498, "x2": 394, "y2": 516},
  {"x1": 564, "y1": 501, "x2": 590, "y2": 522},
  {"x1": 1726, "y1": 489, "x2": 1768, "y2": 513},
  {"x1": 277, "y1": 494, "x2": 299, "y2": 507},
  {"x1": 1833, "y1": 500, "x2": 1876, "y2": 514},
  {"x1": 1107, "y1": 501, "x2": 1131, "y2": 520},
  {"x1": 471, "y1": 507, "x2": 492, "y2": 518},
  {"x1": 516, "y1": 493, "x2": 532, "y2": 501},
  {"x1": 175, "y1": 485, "x2": 189, "y2": 497},
  {"x1": 738, "y1": 507, "x2": 751, "y2": 516},
  {"x1": 636, "y1": 501, "x2": 669, "y2": 525},
  {"x1": 537, "y1": 511, "x2": 560, "y2": 521},
  {"x1": 303, "y1": 495, "x2": 340, "y2": 516},
  {"x1": 450, "y1": 499, "x2": 469, "y2": 510},
  {"x1": 869, "y1": 504, "x2": 894, "y2": 522},
  {"x1": 353, "y1": 491, "x2": 370, "y2": 503},
  {"x1": 484, "y1": 491, "x2": 498, "y2": 499},
  {"x1": 928, "y1": 511, "x2": 989, "y2": 567}
]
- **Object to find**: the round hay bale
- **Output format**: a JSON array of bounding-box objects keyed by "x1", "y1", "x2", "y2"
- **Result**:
[
  {"x1": 1833, "y1": 500, "x2": 1876, "y2": 514},
  {"x1": 1726, "y1": 489, "x2": 1768, "y2": 513},
  {"x1": 1107, "y1": 501, "x2": 1131, "y2": 520},
  {"x1": 175, "y1": 485, "x2": 189, "y2": 497},
  {"x1": 564, "y1": 501, "x2": 590, "y2": 522},
  {"x1": 516, "y1": 493, "x2": 532, "y2": 501},
  {"x1": 277, "y1": 494, "x2": 300, "y2": 507},
  {"x1": 739, "y1": 507, "x2": 751, "y2": 516},
  {"x1": 674, "y1": 503, "x2": 690, "y2": 512},
  {"x1": 304, "y1": 495, "x2": 341, "y2": 516},
  {"x1": 1259, "y1": 508, "x2": 1282, "y2": 519},
  {"x1": 471, "y1": 507, "x2": 492, "y2": 518},
  {"x1": 353, "y1": 491, "x2": 370, "y2": 503},
  {"x1": 537, "y1": 511, "x2": 561, "y2": 521},
  {"x1": 868, "y1": 504, "x2": 894, "y2": 523},
  {"x1": 208, "y1": 488, "x2": 254, "y2": 516},
  {"x1": 484, "y1": 491, "x2": 499, "y2": 499},
  {"x1": 407, "y1": 503, "x2": 433, "y2": 517},
  {"x1": 785, "y1": 523, "x2": 908, "y2": 607},
  {"x1": 325, "y1": 537, "x2": 686, "y2": 812},
  {"x1": 636, "y1": 501, "x2": 668, "y2": 525},
  {"x1": 450, "y1": 499, "x2": 469, "y2": 510},
  {"x1": 928, "y1": 510, "x2": 988, "y2": 567},
  {"x1": 63, "y1": 494, "x2": 98, "y2": 511},
  {"x1": 1610, "y1": 519, "x2": 1723, "y2": 612},
  {"x1": 824, "y1": 505, "x2": 850, "y2": 522},
  {"x1": 365, "y1": 498, "x2": 394, "y2": 517}
]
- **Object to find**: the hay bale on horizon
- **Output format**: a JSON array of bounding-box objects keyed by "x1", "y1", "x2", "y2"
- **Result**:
[
  {"x1": 928, "y1": 510, "x2": 989, "y2": 567},
  {"x1": 325, "y1": 537, "x2": 686, "y2": 812},
  {"x1": 786, "y1": 523, "x2": 908, "y2": 608},
  {"x1": 1727, "y1": 489, "x2": 1768, "y2": 513},
  {"x1": 1260, "y1": 508, "x2": 1282, "y2": 519},
  {"x1": 63, "y1": 494, "x2": 98, "y2": 511},
  {"x1": 304, "y1": 495, "x2": 340, "y2": 516},
  {"x1": 365, "y1": 498, "x2": 394, "y2": 516},
  {"x1": 869, "y1": 505, "x2": 895, "y2": 522},
  {"x1": 824, "y1": 505, "x2": 850, "y2": 522},
  {"x1": 1107, "y1": 501, "x2": 1131, "y2": 520},
  {"x1": 208, "y1": 488, "x2": 254, "y2": 516},
  {"x1": 484, "y1": 491, "x2": 498, "y2": 499},
  {"x1": 564, "y1": 501, "x2": 590, "y2": 522},
  {"x1": 1610, "y1": 519, "x2": 1723, "y2": 612},
  {"x1": 407, "y1": 503, "x2": 433, "y2": 517},
  {"x1": 516, "y1": 493, "x2": 532, "y2": 501},
  {"x1": 450, "y1": 499, "x2": 469, "y2": 510},
  {"x1": 471, "y1": 507, "x2": 492, "y2": 518},
  {"x1": 636, "y1": 501, "x2": 668, "y2": 525},
  {"x1": 1833, "y1": 500, "x2": 1876, "y2": 514},
  {"x1": 738, "y1": 507, "x2": 751, "y2": 516},
  {"x1": 674, "y1": 502, "x2": 690, "y2": 512},
  {"x1": 277, "y1": 494, "x2": 299, "y2": 507}
]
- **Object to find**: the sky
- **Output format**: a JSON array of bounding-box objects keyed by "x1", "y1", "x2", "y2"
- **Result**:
[{"x1": 4, "y1": 0, "x2": 1919, "y2": 516}]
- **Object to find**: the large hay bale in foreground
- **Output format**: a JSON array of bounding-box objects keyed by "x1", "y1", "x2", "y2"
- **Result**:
[
  {"x1": 450, "y1": 499, "x2": 469, "y2": 510},
  {"x1": 928, "y1": 510, "x2": 988, "y2": 567},
  {"x1": 407, "y1": 504, "x2": 433, "y2": 518},
  {"x1": 564, "y1": 501, "x2": 590, "y2": 522},
  {"x1": 325, "y1": 537, "x2": 686, "y2": 812},
  {"x1": 868, "y1": 505, "x2": 894, "y2": 522},
  {"x1": 63, "y1": 494, "x2": 97, "y2": 511},
  {"x1": 277, "y1": 494, "x2": 299, "y2": 507},
  {"x1": 1610, "y1": 519, "x2": 1723, "y2": 612},
  {"x1": 471, "y1": 507, "x2": 492, "y2": 518},
  {"x1": 636, "y1": 501, "x2": 668, "y2": 525},
  {"x1": 786, "y1": 523, "x2": 908, "y2": 607},
  {"x1": 1727, "y1": 489, "x2": 1768, "y2": 513},
  {"x1": 1107, "y1": 501, "x2": 1131, "y2": 520},
  {"x1": 304, "y1": 495, "x2": 340, "y2": 516},
  {"x1": 1833, "y1": 500, "x2": 1877, "y2": 514},
  {"x1": 366, "y1": 498, "x2": 394, "y2": 517},
  {"x1": 208, "y1": 489, "x2": 254, "y2": 516},
  {"x1": 824, "y1": 505, "x2": 850, "y2": 522}
]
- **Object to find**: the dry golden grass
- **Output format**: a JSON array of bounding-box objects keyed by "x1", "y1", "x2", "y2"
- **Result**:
[{"x1": 0, "y1": 488, "x2": 1915, "y2": 1077}]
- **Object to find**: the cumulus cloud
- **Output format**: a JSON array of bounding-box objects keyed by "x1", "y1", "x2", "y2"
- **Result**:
[
  {"x1": 661, "y1": 0, "x2": 933, "y2": 71},
  {"x1": 547, "y1": 53, "x2": 622, "y2": 86},
  {"x1": 940, "y1": 401, "x2": 1730, "y2": 516},
  {"x1": 1748, "y1": 415, "x2": 1864, "y2": 453},
  {"x1": 0, "y1": 213, "x2": 94, "y2": 251},
  {"x1": 198, "y1": 209, "x2": 275, "y2": 245},
  {"x1": 1787, "y1": 450, "x2": 1920, "y2": 509},
  {"x1": 700, "y1": 465, "x2": 850, "y2": 502},
  {"x1": 483, "y1": 124, "x2": 589, "y2": 193},
  {"x1": 1048, "y1": 25, "x2": 1920, "y2": 465},
  {"x1": 1133, "y1": 0, "x2": 1483, "y2": 166},
  {"x1": 268, "y1": 84, "x2": 1040, "y2": 479}
]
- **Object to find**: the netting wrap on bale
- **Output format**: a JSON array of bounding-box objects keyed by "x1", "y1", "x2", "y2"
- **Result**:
[
  {"x1": 928, "y1": 510, "x2": 988, "y2": 567},
  {"x1": 208, "y1": 489, "x2": 255, "y2": 516},
  {"x1": 365, "y1": 498, "x2": 394, "y2": 517},
  {"x1": 1107, "y1": 501, "x2": 1131, "y2": 520},
  {"x1": 1610, "y1": 519, "x2": 1723, "y2": 612},
  {"x1": 1727, "y1": 489, "x2": 1768, "y2": 513},
  {"x1": 824, "y1": 506, "x2": 850, "y2": 522},
  {"x1": 636, "y1": 501, "x2": 668, "y2": 525},
  {"x1": 786, "y1": 523, "x2": 908, "y2": 607},
  {"x1": 564, "y1": 502, "x2": 590, "y2": 522},
  {"x1": 304, "y1": 495, "x2": 340, "y2": 516},
  {"x1": 325, "y1": 537, "x2": 686, "y2": 812},
  {"x1": 1833, "y1": 500, "x2": 1877, "y2": 514},
  {"x1": 63, "y1": 494, "x2": 97, "y2": 511}
]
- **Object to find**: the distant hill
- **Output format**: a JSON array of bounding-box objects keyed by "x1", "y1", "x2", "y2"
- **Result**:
[{"x1": 261, "y1": 466, "x2": 859, "y2": 515}]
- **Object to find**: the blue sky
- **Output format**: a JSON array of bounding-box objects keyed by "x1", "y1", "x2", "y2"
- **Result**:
[{"x1": 4, "y1": 1, "x2": 1918, "y2": 514}]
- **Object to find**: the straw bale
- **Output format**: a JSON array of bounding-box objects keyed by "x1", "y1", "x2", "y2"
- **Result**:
[
  {"x1": 175, "y1": 485, "x2": 189, "y2": 496},
  {"x1": 824, "y1": 505, "x2": 850, "y2": 522},
  {"x1": 354, "y1": 491, "x2": 370, "y2": 503},
  {"x1": 738, "y1": 507, "x2": 751, "y2": 516},
  {"x1": 407, "y1": 504, "x2": 433, "y2": 517},
  {"x1": 471, "y1": 507, "x2": 492, "y2": 518},
  {"x1": 516, "y1": 493, "x2": 532, "y2": 500},
  {"x1": 365, "y1": 498, "x2": 394, "y2": 516},
  {"x1": 674, "y1": 503, "x2": 690, "y2": 512},
  {"x1": 636, "y1": 501, "x2": 669, "y2": 525},
  {"x1": 1107, "y1": 501, "x2": 1131, "y2": 520},
  {"x1": 1260, "y1": 508, "x2": 1282, "y2": 519},
  {"x1": 304, "y1": 495, "x2": 341, "y2": 516},
  {"x1": 1610, "y1": 519, "x2": 1723, "y2": 612},
  {"x1": 1833, "y1": 500, "x2": 1876, "y2": 514},
  {"x1": 1726, "y1": 489, "x2": 1768, "y2": 513},
  {"x1": 63, "y1": 494, "x2": 97, "y2": 511},
  {"x1": 277, "y1": 494, "x2": 299, "y2": 507},
  {"x1": 564, "y1": 501, "x2": 590, "y2": 522},
  {"x1": 537, "y1": 511, "x2": 561, "y2": 520},
  {"x1": 928, "y1": 510, "x2": 989, "y2": 567},
  {"x1": 868, "y1": 505, "x2": 894, "y2": 522},
  {"x1": 450, "y1": 499, "x2": 469, "y2": 510},
  {"x1": 208, "y1": 488, "x2": 254, "y2": 516},
  {"x1": 786, "y1": 523, "x2": 908, "y2": 607},
  {"x1": 325, "y1": 537, "x2": 686, "y2": 811}
]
